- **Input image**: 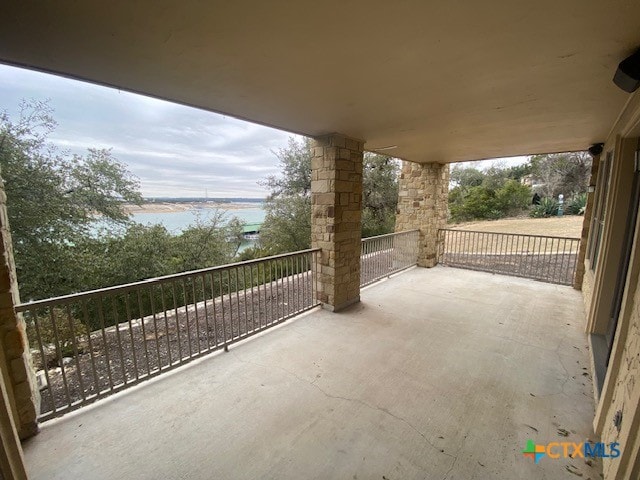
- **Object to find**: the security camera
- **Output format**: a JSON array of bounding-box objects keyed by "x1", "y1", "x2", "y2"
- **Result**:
[{"x1": 588, "y1": 143, "x2": 603, "y2": 157}]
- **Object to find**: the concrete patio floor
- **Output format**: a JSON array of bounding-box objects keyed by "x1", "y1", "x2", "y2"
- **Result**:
[{"x1": 23, "y1": 266, "x2": 601, "y2": 479}]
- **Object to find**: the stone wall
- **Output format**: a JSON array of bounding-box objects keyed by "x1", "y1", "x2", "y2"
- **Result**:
[
  {"x1": 0, "y1": 179, "x2": 39, "y2": 439},
  {"x1": 395, "y1": 161, "x2": 449, "y2": 267},
  {"x1": 311, "y1": 134, "x2": 363, "y2": 311}
]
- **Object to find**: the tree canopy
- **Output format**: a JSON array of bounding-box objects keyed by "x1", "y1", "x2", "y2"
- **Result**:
[
  {"x1": 448, "y1": 153, "x2": 591, "y2": 222},
  {"x1": 529, "y1": 151, "x2": 591, "y2": 199},
  {"x1": 257, "y1": 137, "x2": 400, "y2": 254},
  {"x1": 0, "y1": 101, "x2": 243, "y2": 300},
  {"x1": 448, "y1": 163, "x2": 532, "y2": 222}
]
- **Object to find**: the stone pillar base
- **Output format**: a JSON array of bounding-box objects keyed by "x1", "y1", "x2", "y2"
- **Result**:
[{"x1": 321, "y1": 295, "x2": 361, "y2": 313}]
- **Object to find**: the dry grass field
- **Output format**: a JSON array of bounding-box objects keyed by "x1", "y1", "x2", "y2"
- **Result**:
[{"x1": 449, "y1": 215, "x2": 583, "y2": 238}]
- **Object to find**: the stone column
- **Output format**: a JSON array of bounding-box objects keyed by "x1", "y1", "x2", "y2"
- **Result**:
[
  {"x1": 311, "y1": 134, "x2": 364, "y2": 312},
  {"x1": 395, "y1": 161, "x2": 450, "y2": 267},
  {"x1": 573, "y1": 153, "x2": 600, "y2": 290},
  {"x1": 0, "y1": 177, "x2": 39, "y2": 439}
]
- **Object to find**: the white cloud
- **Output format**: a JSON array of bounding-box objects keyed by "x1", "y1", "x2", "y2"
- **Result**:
[{"x1": 0, "y1": 63, "x2": 297, "y2": 198}]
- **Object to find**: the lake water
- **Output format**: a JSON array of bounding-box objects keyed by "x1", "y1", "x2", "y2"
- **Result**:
[
  {"x1": 128, "y1": 204, "x2": 266, "y2": 253},
  {"x1": 131, "y1": 205, "x2": 265, "y2": 233}
]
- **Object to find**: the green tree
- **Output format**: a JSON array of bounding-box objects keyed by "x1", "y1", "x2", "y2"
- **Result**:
[
  {"x1": 450, "y1": 165, "x2": 484, "y2": 189},
  {"x1": 171, "y1": 214, "x2": 244, "y2": 272},
  {"x1": 0, "y1": 101, "x2": 142, "y2": 300},
  {"x1": 448, "y1": 162, "x2": 532, "y2": 222},
  {"x1": 259, "y1": 137, "x2": 313, "y2": 254},
  {"x1": 83, "y1": 214, "x2": 244, "y2": 288},
  {"x1": 259, "y1": 195, "x2": 312, "y2": 253},
  {"x1": 529, "y1": 152, "x2": 591, "y2": 198},
  {"x1": 449, "y1": 186, "x2": 501, "y2": 221},
  {"x1": 84, "y1": 224, "x2": 175, "y2": 288},
  {"x1": 259, "y1": 137, "x2": 400, "y2": 253},
  {"x1": 362, "y1": 154, "x2": 399, "y2": 237},
  {"x1": 262, "y1": 137, "x2": 313, "y2": 198},
  {"x1": 495, "y1": 180, "x2": 531, "y2": 216}
]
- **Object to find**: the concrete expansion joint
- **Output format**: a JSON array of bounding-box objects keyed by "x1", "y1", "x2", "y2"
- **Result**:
[{"x1": 229, "y1": 350, "x2": 456, "y2": 460}]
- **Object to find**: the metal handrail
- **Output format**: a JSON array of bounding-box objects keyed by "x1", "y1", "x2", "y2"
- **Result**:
[
  {"x1": 21, "y1": 248, "x2": 320, "y2": 421},
  {"x1": 16, "y1": 248, "x2": 321, "y2": 310},
  {"x1": 360, "y1": 230, "x2": 420, "y2": 286},
  {"x1": 361, "y1": 229, "x2": 420, "y2": 242},
  {"x1": 439, "y1": 227, "x2": 579, "y2": 242},
  {"x1": 438, "y1": 228, "x2": 580, "y2": 285}
]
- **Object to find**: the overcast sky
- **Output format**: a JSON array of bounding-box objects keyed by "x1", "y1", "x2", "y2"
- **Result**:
[
  {"x1": 0, "y1": 63, "x2": 527, "y2": 198},
  {"x1": 0, "y1": 64, "x2": 300, "y2": 198}
]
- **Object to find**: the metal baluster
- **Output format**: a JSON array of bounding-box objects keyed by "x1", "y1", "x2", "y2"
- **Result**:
[
  {"x1": 225, "y1": 269, "x2": 233, "y2": 340},
  {"x1": 249, "y1": 266, "x2": 256, "y2": 332},
  {"x1": 30, "y1": 307, "x2": 56, "y2": 415},
  {"x1": 50, "y1": 307, "x2": 72, "y2": 408},
  {"x1": 191, "y1": 278, "x2": 202, "y2": 353},
  {"x1": 208, "y1": 273, "x2": 219, "y2": 348},
  {"x1": 80, "y1": 300, "x2": 100, "y2": 396},
  {"x1": 123, "y1": 293, "x2": 140, "y2": 380},
  {"x1": 180, "y1": 279, "x2": 193, "y2": 357},
  {"x1": 285, "y1": 257, "x2": 291, "y2": 317},
  {"x1": 137, "y1": 289, "x2": 152, "y2": 373},
  {"x1": 64, "y1": 304, "x2": 86, "y2": 402},
  {"x1": 96, "y1": 297, "x2": 114, "y2": 392},
  {"x1": 159, "y1": 284, "x2": 173, "y2": 366},
  {"x1": 200, "y1": 274, "x2": 211, "y2": 351},
  {"x1": 219, "y1": 270, "x2": 227, "y2": 347},
  {"x1": 171, "y1": 282, "x2": 183, "y2": 362},
  {"x1": 149, "y1": 287, "x2": 163, "y2": 368},
  {"x1": 109, "y1": 297, "x2": 127, "y2": 385}
]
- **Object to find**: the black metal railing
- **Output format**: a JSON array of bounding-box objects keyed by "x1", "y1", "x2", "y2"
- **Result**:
[
  {"x1": 438, "y1": 229, "x2": 579, "y2": 285},
  {"x1": 18, "y1": 249, "x2": 320, "y2": 421},
  {"x1": 360, "y1": 230, "x2": 420, "y2": 286}
]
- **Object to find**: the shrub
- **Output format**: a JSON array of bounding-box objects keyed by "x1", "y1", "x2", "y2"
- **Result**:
[
  {"x1": 530, "y1": 197, "x2": 559, "y2": 218},
  {"x1": 566, "y1": 193, "x2": 587, "y2": 215},
  {"x1": 449, "y1": 181, "x2": 532, "y2": 223},
  {"x1": 495, "y1": 180, "x2": 531, "y2": 216},
  {"x1": 449, "y1": 186, "x2": 500, "y2": 222}
]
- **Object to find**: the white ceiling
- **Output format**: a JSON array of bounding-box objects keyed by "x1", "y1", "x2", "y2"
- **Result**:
[{"x1": 1, "y1": 1, "x2": 639, "y2": 163}]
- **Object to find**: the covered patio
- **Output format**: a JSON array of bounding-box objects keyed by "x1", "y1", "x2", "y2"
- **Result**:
[{"x1": 23, "y1": 267, "x2": 598, "y2": 479}]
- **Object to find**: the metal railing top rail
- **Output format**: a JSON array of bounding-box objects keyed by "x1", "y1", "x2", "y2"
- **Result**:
[
  {"x1": 361, "y1": 229, "x2": 420, "y2": 242},
  {"x1": 16, "y1": 248, "x2": 321, "y2": 311},
  {"x1": 439, "y1": 228, "x2": 579, "y2": 242}
]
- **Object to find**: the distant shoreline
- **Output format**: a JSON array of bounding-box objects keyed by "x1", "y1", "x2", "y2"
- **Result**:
[{"x1": 124, "y1": 201, "x2": 263, "y2": 215}]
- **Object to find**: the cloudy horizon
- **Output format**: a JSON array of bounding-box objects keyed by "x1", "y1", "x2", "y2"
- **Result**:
[
  {"x1": 0, "y1": 64, "x2": 300, "y2": 198},
  {"x1": 0, "y1": 63, "x2": 528, "y2": 199}
]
